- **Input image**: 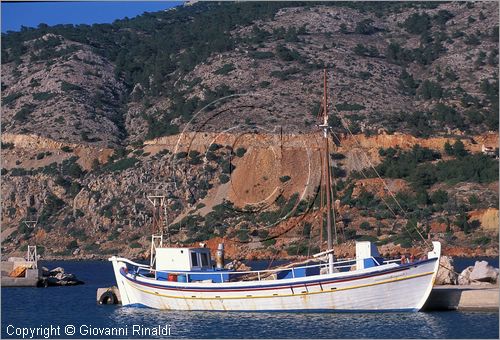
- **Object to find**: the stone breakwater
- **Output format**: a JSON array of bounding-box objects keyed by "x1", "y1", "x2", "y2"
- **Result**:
[{"x1": 40, "y1": 266, "x2": 84, "y2": 286}]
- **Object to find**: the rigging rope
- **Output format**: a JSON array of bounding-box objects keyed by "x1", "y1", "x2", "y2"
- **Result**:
[{"x1": 332, "y1": 117, "x2": 432, "y2": 251}]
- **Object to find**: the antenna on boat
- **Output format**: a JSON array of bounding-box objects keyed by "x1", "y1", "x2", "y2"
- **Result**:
[
  {"x1": 147, "y1": 187, "x2": 170, "y2": 267},
  {"x1": 318, "y1": 69, "x2": 337, "y2": 274}
]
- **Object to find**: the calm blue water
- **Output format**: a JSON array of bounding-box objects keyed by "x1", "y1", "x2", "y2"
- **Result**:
[
  {"x1": 453, "y1": 257, "x2": 499, "y2": 272},
  {"x1": 2, "y1": 260, "x2": 498, "y2": 339}
]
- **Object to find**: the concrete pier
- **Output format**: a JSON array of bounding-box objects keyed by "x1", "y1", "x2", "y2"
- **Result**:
[
  {"x1": 1, "y1": 259, "x2": 41, "y2": 287},
  {"x1": 424, "y1": 284, "x2": 499, "y2": 311}
]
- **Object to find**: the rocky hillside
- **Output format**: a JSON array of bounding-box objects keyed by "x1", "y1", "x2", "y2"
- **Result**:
[{"x1": 1, "y1": 1, "x2": 498, "y2": 260}]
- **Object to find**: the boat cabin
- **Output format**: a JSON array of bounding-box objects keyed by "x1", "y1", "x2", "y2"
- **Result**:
[
  {"x1": 149, "y1": 241, "x2": 385, "y2": 284},
  {"x1": 356, "y1": 241, "x2": 385, "y2": 269},
  {"x1": 154, "y1": 247, "x2": 230, "y2": 283},
  {"x1": 156, "y1": 247, "x2": 212, "y2": 272}
]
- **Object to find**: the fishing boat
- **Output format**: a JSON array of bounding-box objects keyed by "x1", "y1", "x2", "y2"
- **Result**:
[{"x1": 109, "y1": 70, "x2": 441, "y2": 312}]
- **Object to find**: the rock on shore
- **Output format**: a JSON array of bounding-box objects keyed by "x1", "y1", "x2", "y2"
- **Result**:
[
  {"x1": 436, "y1": 256, "x2": 458, "y2": 285},
  {"x1": 458, "y1": 261, "x2": 499, "y2": 285},
  {"x1": 436, "y1": 257, "x2": 499, "y2": 286},
  {"x1": 41, "y1": 266, "x2": 84, "y2": 286}
]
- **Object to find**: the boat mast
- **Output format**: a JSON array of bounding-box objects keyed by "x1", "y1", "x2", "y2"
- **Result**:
[
  {"x1": 319, "y1": 69, "x2": 335, "y2": 273},
  {"x1": 147, "y1": 192, "x2": 167, "y2": 268}
]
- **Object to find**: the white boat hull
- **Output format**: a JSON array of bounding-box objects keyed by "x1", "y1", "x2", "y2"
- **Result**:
[{"x1": 110, "y1": 242, "x2": 441, "y2": 312}]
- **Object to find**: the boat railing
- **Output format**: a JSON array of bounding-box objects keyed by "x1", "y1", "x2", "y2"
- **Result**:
[
  {"x1": 113, "y1": 255, "x2": 394, "y2": 282},
  {"x1": 383, "y1": 259, "x2": 402, "y2": 264}
]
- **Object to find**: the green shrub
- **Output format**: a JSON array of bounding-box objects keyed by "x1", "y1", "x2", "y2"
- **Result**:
[
  {"x1": 130, "y1": 242, "x2": 142, "y2": 248},
  {"x1": 353, "y1": 44, "x2": 380, "y2": 57},
  {"x1": 60, "y1": 146, "x2": 73, "y2": 152},
  {"x1": 10, "y1": 167, "x2": 29, "y2": 176},
  {"x1": 176, "y1": 151, "x2": 188, "y2": 159},
  {"x1": 430, "y1": 190, "x2": 448, "y2": 205},
  {"x1": 84, "y1": 243, "x2": 100, "y2": 251},
  {"x1": 335, "y1": 102, "x2": 365, "y2": 111},
  {"x1": 188, "y1": 150, "x2": 203, "y2": 165},
  {"x1": 473, "y1": 236, "x2": 491, "y2": 246},
  {"x1": 262, "y1": 238, "x2": 276, "y2": 246},
  {"x1": 33, "y1": 92, "x2": 56, "y2": 101},
  {"x1": 250, "y1": 51, "x2": 274, "y2": 59},
  {"x1": 358, "y1": 235, "x2": 378, "y2": 242},
  {"x1": 358, "y1": 71, "x2": 372, "y2": 80},
  {"x1": 354, "y1": 188, "x2": 378, "y2": 208},
  {"x1": 69, "y1": 228, "x2": 88, "y2": 241},
  {"x1": 221, "y1": 159, "x2": 235, "y2": 174},
  {"x1": 464, "y1": 34, "x2": 480, "y2": 46},
  {"x1": 61, "y1": 81, "x2": 83, "y2": 92},
  {"x1": 206, "y1": 151, "x2": 220, "y2": 162},
  {"x1": 62, "y1": 156, "x2": 84, "y2": 178},
  {"x1": 219, "y1": 174, "x2": 230, "y2": 184},
  {"x1": 102, "y1": 157, "x2": 139, "y2": 172},
  {"x1": 66, "y1": 240, "x2": 78, "y2": 250},
  {"x1": 2, "y1": 92, "x2": 23, "y2": 106},
  {"x1": 398, "y1": 69, "x2": 419, "y2": 95},
  {"x1": 279, "y1": 175, "x2": 291, "y2": 183},
  {"x1": 355, "y1": 19, "x2": 377, "y2": 35},
  {"x1": 145, "y1": 115, "x2": 179, "y2": 139},
  {"x1": 235, "y1": 147, "x2": 246, "y2": 157},
  {"x1": 360, "y1": 221, "x2": 372, "y2": 230},
  {"x1": 344, "y1": 228, "x2": 357, "y2": 240},
  {"x1": 236, "y1": 229, "x2": 249, "y2": 242},
  {"x1": 433, "y1": 10, "x2": 454, "y2": 26},
  {"x1": 1, "y1": 142, "x2": 14, "y2": 149},
  {"x1": 403, "y1": 13, "x2": 432, "y2": 35},
  {"x1": 270, "y1": 67, "x2": 300, "y2": 80},
  {"x1": 259, "y1": 81, "x2": 271, "y2": 88},
  {"x1": 418, "y1": 80, "x2": 443, "y2": 99},
  {"x1": 275, "y1": 44, "x2": 302, "y2": 62},
  {"x1": 468, "y1": 194, "x2": 480, "y2": 206},
  {"x1": 286, "y1": 242, "x2": 309, "y2": 256},
  {"x1": 208, "y1": 143, "x2": 221, "y2": 152},
  {"x1": 13, "y1": 104, "x2": 35, "y2": 122},
  {"x1": 454, "y1": 209, "x2": 481, "y2": 234},
  {"x1": 214, "y1": 63, "x2": 235, "y2": 75}
]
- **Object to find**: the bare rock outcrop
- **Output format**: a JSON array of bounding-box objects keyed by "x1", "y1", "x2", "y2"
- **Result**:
[
  {"x1": 458, "y1": 266, "x2": 474, "y2": 285},
  {"x1": 469, "y1": 260, "x2": 499, "y2": 283},
  {"x1": 435, "y1": 256, "x2": 458, "y2": 285}
]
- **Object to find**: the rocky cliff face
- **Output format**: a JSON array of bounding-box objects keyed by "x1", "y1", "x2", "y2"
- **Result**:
[
  {"x1": 2, "y1": 35, "x2": 126, "y2": 146},
  {"x1": 1, "y1": 130, "x2": 498, "y2": 260},
  {"x1": 1, "y1": 1, "x2": 498, "y2": 260}
]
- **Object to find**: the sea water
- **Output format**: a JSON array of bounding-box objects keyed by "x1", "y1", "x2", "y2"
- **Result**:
[{"x1": 1, "y1": 260, "x2": 498, "y2": 339}]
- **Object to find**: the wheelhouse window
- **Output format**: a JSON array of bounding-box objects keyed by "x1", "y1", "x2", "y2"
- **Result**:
[
  {"x1": 191, "y1": 252, "x2": 199, "y2": 267},
  {"x1": 200, "y1": 252, "x2": 209, "y2": 267}
]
